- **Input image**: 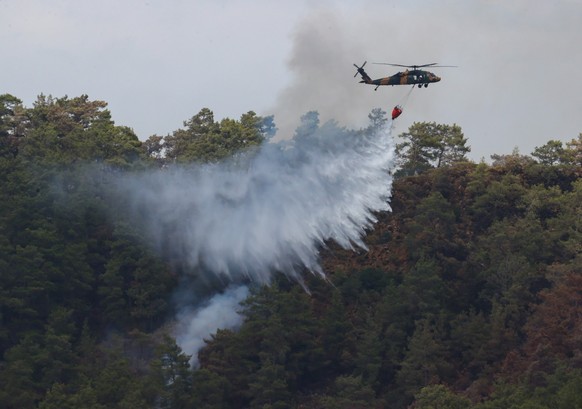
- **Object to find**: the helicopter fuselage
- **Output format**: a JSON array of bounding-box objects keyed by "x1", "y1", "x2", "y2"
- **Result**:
[
  {"x1": 354, "y1": 61, "x2": 451, "y2": 90},
  {"x1": 364, "y1": 69, "x2": 441, "y2": 88}
]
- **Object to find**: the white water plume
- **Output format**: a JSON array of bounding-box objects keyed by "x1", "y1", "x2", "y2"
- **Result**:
[
  {"x1": 116, "y1": 113, "x2": 396, "y2": 363},
  {"x1": 120, "y1": 117, "x2": 395, "y2": 285}
]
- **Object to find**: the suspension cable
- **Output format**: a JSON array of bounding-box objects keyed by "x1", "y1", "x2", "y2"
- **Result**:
[{"x1": 397, "y1": 85, "x2": 415, "y2": 108}]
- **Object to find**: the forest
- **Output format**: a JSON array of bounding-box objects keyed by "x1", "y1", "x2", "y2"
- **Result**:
[{"x1": 0, "y1": 93, "x2": 581, "y2": 409}]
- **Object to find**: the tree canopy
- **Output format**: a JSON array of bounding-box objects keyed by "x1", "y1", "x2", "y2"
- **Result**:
[
  {"x1": 396, "y1": 121, "x2": 470, "y2": 176},
  {"x1": 0, "y1": 93, "x2": 580, "y2": 408}
]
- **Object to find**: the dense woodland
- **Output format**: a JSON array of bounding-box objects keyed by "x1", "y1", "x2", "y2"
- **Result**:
[{"x1": 0, "y1": 93, "x2": 581, "y2": 408}]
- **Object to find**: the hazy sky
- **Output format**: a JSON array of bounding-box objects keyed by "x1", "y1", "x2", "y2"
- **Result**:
[{"x1": 2, "y1": 0, "x2": 581, "y2": 160}]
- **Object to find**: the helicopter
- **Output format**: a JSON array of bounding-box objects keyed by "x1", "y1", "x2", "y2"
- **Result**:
[{"x1": 353, "y1": 61, "x2": 456, "y2": 90}]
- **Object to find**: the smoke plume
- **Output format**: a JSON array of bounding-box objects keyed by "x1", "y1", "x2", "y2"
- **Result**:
[{"x1": 175, "y1": 285, "x2": 250, "y2": 367}]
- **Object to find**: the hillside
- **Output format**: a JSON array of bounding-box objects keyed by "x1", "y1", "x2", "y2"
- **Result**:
[
  {"x1": 194, "y1": 160, "x2": 581, "y2": 409},
  {"x1": 0, "y1": 93, "x2": 581, "y2": 408}
]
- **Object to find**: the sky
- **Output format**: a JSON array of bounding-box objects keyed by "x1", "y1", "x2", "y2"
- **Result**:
[{"x1": 2, "y1": 0, "x2": 581, "y2": 161}]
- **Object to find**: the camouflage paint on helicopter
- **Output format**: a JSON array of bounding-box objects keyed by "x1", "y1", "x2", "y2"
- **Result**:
[{"x1": 354, "y1": 61, "x2": 454, "y2": 91}]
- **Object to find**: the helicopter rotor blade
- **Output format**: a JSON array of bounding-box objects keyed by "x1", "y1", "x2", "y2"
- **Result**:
[
  {"x1": 373, "y1": 62, "x2": 457, "y2": 69},
  {"x1": 372, "y1": 63, "x2": 438, "y2": 68},
  {"x1": 373, "y1": 63, "x2": 411, "y2": 68}
]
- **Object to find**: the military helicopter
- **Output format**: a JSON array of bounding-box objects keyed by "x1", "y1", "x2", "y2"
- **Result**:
[{"x1": 354, "y1": 61, "x2": 456, "y2": 90}]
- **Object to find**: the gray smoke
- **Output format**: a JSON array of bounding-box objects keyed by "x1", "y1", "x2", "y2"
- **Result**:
[
  {"x1": 116, "y1": 115, "x2": 396, "y2": 361},
  {"x1": 175, "y1": 285, "x2": 250, "y2": 367}
]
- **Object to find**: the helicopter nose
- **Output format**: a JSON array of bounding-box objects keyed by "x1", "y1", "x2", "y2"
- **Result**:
[{"x1": 434, "y1": 75, "x2": 441, "y2": 82}]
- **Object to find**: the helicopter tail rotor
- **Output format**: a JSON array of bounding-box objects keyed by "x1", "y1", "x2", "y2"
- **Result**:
[
  {"x1": 353, "y1": 61, "x2": 372, "y2": 84},
  {"x1": 353, "y1": 61, "x2": 367, "y2": 77}
]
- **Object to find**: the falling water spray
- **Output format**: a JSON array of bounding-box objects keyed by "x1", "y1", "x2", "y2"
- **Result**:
[{"x1": 116, "y1": 115, "x2": 396, "y2": 363}]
